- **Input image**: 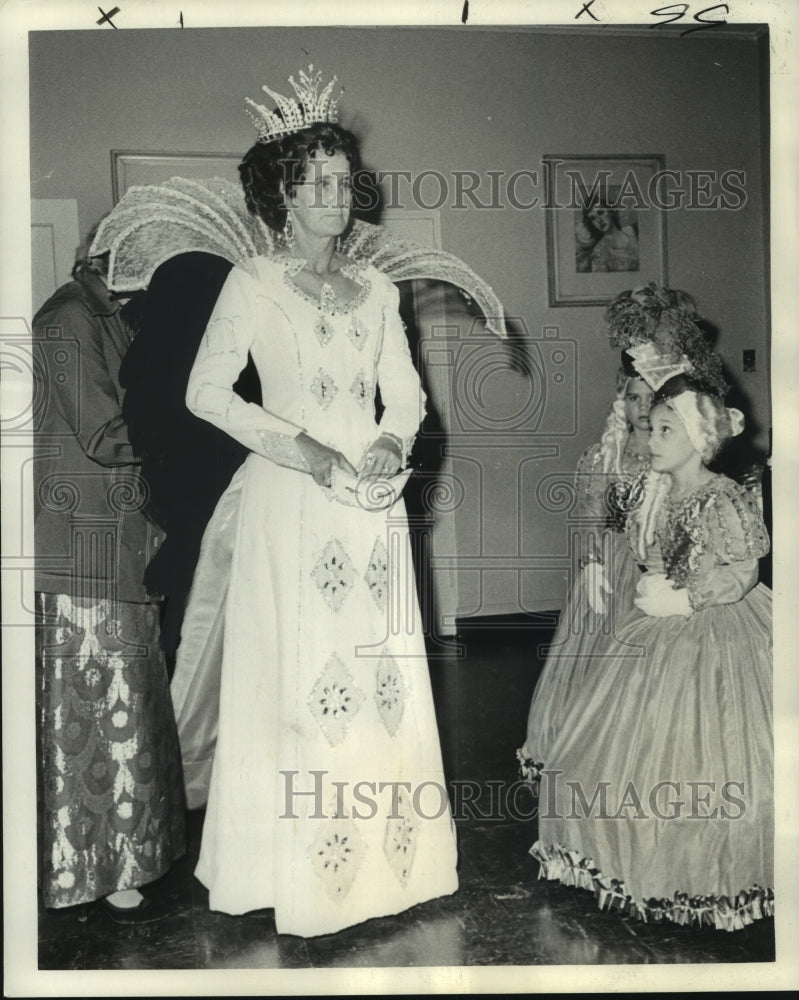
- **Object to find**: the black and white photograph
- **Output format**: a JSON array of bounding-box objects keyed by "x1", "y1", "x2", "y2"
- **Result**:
[
  {"x1": 576, "y1": 192, "x2": 641, "y2": 274},
  {"x1": 543, "y1": 154, "x2": 668, "y2": 305},
  {"x1": 2, "y1": 1, "x2": 797, "y2": 995}
]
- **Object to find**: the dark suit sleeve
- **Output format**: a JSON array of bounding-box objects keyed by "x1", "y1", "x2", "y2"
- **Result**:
[
  {"x1": 36, "y1": 295, "x2": 138, "y2": 466},
  {"x1": 119, "y1": 252, "x2": 261, "y2": 654}
]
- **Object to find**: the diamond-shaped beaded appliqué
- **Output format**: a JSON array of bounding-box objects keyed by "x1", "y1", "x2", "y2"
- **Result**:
[
  {"x1": 314, "y1": 313, "x2": 334, "y2": 346},
  {"x1": 308, "y1": 652, "x2": 365, "y2": 746},
  {"x1": 310, "y1": 817, "x2": 365, "y2": 901},
  {"x1": 383, "y1": 785, "x2": 419, "y2": 886},
  {"x1": 375, "y1": 649, "x2": 407, "y2": 737},
  {"x1": 364, "y1": 537, "x2": 388, "y2": 612},
  {"x1": 312, "y1": 539, "x2": 355, "y2": 612},
  {"x1": 349, "y1": 370, "x2": 371, "y2": 409},
  {"x1": 310, "y1": 368, "x2": 338, "y2": 410},
  {"x1": 347, "y1": 317, "x2": 368, "y2": 350}
]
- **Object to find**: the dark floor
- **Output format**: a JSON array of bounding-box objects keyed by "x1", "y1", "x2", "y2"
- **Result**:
[{"x1": 38, "y1": 616, "x2": 775, "y2": 970}]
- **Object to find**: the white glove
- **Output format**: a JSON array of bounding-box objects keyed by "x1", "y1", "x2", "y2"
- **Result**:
[
  {"x1": 634, "y1": 572, "x2": 693, "y2": 617},
  {"x1": 582, "y1": 561, "x2": 613, "y2": 615}
]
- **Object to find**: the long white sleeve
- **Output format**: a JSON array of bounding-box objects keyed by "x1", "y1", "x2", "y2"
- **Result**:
[
  {"x1": 186, "y1": 267, "x2": 310, "y2": 472},
  {"x1": 375, "y1": 281, "x2": 426, "y2": 463}
]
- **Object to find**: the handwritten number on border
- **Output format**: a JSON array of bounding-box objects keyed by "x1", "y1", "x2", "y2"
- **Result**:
[{"x1": 650, "y1": 3, "x2": 730, "y2": 36}]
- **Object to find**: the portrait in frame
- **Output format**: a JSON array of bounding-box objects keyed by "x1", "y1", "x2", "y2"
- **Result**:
[
  {"x1": 111, "y1": 150, "x2": 243, "y2": 202},
  {"x1": 544, "y1": 154, "x2": 668, "y2": 306}
]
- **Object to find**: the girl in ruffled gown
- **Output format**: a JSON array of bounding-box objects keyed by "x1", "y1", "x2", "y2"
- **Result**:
[
  {"x1": 529, "y1": 375, "x2": 773, "y2": 931},
  {"x1": 519, "y1": 283, "x2": 711, "y2": 775},
  {"x1": 518, "y1": 363, "x2": 653, "y2": 771}
]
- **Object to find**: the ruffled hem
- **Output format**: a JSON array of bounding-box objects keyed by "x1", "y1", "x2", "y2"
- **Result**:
[{"x1": 531, "y1": 840, "x2": 774, "y2": 933}]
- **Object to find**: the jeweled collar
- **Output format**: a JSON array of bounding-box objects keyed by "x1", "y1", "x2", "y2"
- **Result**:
[
  {"x1": 664, "y1": 473, "x2": 723, "y2": 508},
  {"x1": 279, "y1": 255, "x2": 372, "y2": 314}
]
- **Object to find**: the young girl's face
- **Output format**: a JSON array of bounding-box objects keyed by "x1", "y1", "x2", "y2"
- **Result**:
[
  {"x1": 624, "y1": 378, "x2": 654, "y2": 432},
  {"x1": 647, "y1": 402, "x2": 699, "y2": 474}
]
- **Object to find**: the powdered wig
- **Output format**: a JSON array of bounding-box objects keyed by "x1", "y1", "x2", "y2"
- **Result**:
[
  {"x1": 634, "y1": 469, "x2": 673, "y2": 562},
  {"x1": 634, "y1": 375, "x2": 745, "y2": 560},
  {"x1": 596, "y1": 368, "x2": 634, "y2": 475},
  {"x1": 653, "y1": 374, "x2": 742, "y2": 463}
]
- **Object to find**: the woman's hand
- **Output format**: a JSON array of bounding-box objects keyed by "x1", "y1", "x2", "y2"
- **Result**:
[
  {"x1": 296, "y1": 432, "x2": 357, "y2": 487},
  {"x1": 358, "y1": 434, "x2": 402, "y2": 479}
]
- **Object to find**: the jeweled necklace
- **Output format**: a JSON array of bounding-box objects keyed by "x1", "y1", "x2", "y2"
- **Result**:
[{"x1": 624, "y1": 436, "x2": 650, "y2": 463}]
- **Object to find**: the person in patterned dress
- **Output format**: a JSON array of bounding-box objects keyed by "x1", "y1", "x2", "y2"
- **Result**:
[{"x1": 33, "y1": 225, "x2": 186, "y2": 921}]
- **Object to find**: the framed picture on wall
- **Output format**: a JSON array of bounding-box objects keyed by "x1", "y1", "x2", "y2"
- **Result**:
[
  {"x1": 543, "y1": 154, "x2": 668, "y2": 307},
  {"x1": 110, "y1": 150, "x2": 243, "y2": 203}
]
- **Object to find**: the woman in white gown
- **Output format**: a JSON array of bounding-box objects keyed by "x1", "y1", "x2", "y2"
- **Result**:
[{"x1": 171, "y1": 68, "x2": 458, "y2": 937}]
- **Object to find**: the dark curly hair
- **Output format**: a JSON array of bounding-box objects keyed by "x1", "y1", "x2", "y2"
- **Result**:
[{"x1": 238, "y1": 121, "x2": 361, "y2": 232}]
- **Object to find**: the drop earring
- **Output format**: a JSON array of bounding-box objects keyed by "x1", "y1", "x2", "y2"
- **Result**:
[{"x1": 283, "y1": 214, "x2": 295, "y2": 249}]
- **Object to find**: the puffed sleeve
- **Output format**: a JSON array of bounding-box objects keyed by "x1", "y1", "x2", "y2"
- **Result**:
[
  {"x1": 186, "y1": 266, "x2": 309, "y2": 472},
  {"x1": 686, "y1": 482, "x2": 770, "y2": 612},
  {"x1": 35, "y1": 297, "x2": 137, "y2": 467},
  {"x1": 374, "y1": 280, "x2": 426, "y2": 465}
]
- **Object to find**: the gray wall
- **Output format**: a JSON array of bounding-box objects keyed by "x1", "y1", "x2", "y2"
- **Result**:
[{"x1": 30, "y1": 25, "x2": 770, "y2": 615}]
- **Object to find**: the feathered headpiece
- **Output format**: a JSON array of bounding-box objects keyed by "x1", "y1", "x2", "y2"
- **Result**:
[
  {"x1": 605, "y1": 282, "x2": 697, "y2": 344},
  {"x1": 605, "y1": 282, "x2": 727, "y2": 395}
]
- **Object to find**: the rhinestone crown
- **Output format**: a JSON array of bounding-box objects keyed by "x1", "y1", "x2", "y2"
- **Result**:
[{"x1": 245, "y1": 64, "x2": 341, "y2": 143}]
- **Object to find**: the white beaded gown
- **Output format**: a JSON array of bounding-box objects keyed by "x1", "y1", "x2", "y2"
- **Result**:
[{"x1": 171, "y1": 256, "x2": 459, "y2": 937}]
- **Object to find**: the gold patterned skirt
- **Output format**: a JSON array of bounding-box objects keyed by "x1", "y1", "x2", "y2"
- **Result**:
[{"x1": 35, "y1": 592, "x2": 186, "y2": 908}]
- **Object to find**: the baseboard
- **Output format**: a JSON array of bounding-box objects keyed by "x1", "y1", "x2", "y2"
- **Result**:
[{"x1": 453, "y1": 609, "x2": 561, "y2": 630}]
